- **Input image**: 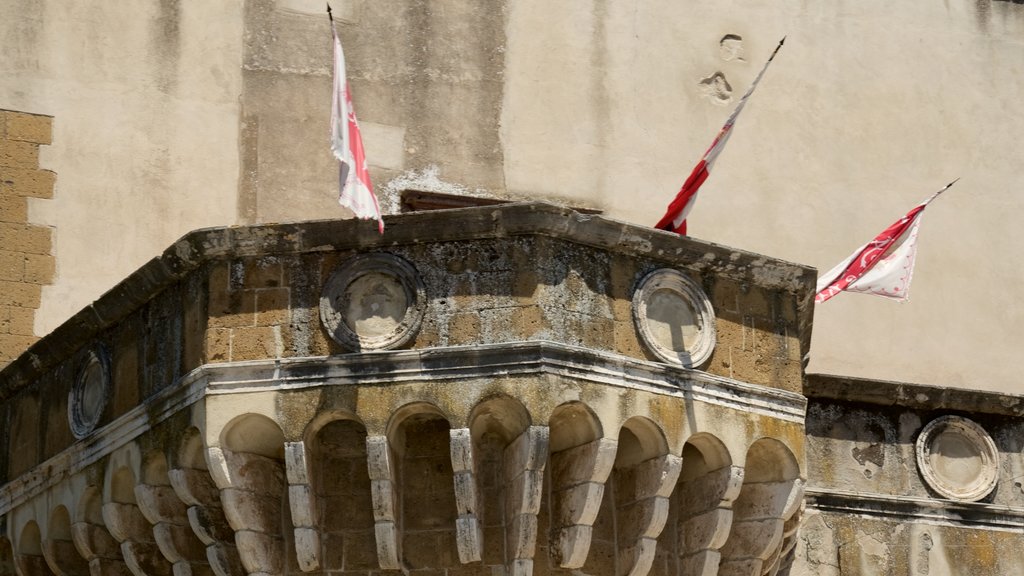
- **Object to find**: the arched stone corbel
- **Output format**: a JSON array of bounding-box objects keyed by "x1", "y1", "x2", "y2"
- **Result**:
[
  {"x1": 102, "y1": 450, "x2": 175, "y2": 576},
  {"x1": 216, "y1": 451, "x2": 287, "y2": 576},
  {"x1": 167, "y1": 467, "x2": 244, "y2": 576},
  {"x1": 136, "y1": 468, "x2": 211, "y2": 576},
  {"x1": 502, "y1": 426, "x2": 549, "y2": 576},
  {"x1": 449, "y1": 428, "x2": 482, "y2": 564},
  {"x1": 365, "y1": 435, "x2": 401, "y2": 570},
  {"x1": 616, "y1": 453, "x2": 683, "y2": 576},
  {"x1": 284, "y1": 441, "x2": 320, "y2": 572},
  {"x1": 718, "y1": 478, "x2": 804, "y2": 576},
  {"x1": 549, "y1": 437, "x2": 617, "y2": 568},
  {"x1": 42, "y1": 506, "x2": 89, "y2": 576},
  {"x1": 101, "y1": 501, "x2": 172, "y2": 576},
  {"x1": 71, "y1": 488, "x2": 131, "y2": 576},
  {"x1": 676, "y1": 465, "x2": 744, "y2": 576}
]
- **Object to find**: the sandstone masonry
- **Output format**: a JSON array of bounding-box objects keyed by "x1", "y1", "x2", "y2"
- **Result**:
[{"x1": 0, "y1": 110, "x2": 56, "y2": 368}]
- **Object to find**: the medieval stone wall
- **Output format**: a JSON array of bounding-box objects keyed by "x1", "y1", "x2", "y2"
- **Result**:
[{"x1": 0, "y1": 110, "x2": 55, "y2": 368}]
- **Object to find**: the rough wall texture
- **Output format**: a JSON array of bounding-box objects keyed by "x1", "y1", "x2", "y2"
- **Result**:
[
  {"x1": 203, "y1": 236, "x2": 805, "y2": 392},
  {"x1": 0, "y1": 110, "x2": 55, "y2": 368},
  {"x1": 793, "y1": 375, "x2": 1024, "y2": 575}
]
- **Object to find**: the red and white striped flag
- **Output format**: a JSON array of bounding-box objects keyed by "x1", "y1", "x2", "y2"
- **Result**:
[
  {"x1": 330, "y1": 6, "x2": 383, "y2": 234},
  {"x1": 655, "y1": 37, "x2": 785, "y2": 235},
  {"x1": 814, "y1": 180, "x2": 957, "y2": 304}
]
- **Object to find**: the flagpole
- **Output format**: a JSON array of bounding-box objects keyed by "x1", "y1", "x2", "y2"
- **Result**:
[{"x1": 654, "y1": 36, "x2": 786, "y2": 235}]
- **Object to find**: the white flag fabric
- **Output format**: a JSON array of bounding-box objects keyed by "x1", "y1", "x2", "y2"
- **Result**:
[
  {"x1": 815, "y1": 180, "x2": 957, "y2": 304},
  {"x1": 331, "y1": 12, "x2": 383, "y2": 233}
]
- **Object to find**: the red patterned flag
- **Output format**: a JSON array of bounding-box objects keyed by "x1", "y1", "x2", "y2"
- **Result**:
[
  {"x1": 655, "y1": 37, "x2": 785, "y2": 235},
  {"x1": 330, "y1": 6, "x2": 383, "y2": 233},
  {"x1": 815, "y1": 180, "x2": 957, "y2": 304}
]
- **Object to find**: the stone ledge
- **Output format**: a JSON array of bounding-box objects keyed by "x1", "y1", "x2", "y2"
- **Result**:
[
  {"x1": 806, "y1": 487, "x2": 1024, "y2": 532},
  {"x1": 805, "y1": 373, "x2": 1024, "y2": 417}
]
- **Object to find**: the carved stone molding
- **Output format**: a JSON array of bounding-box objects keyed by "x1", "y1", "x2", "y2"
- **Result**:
[
  {"x1": 915, "y1": 416, "x2": 999, "y2": 502},
  {"x1": 69, "y1": 348, "x2": 111, "y2": 440},
  {"x1": 320, "y1": 252, "x2": 426, "y2": 351},
  {"x1": 632, "y1": 269, "x2": 716, "y2": 368}
]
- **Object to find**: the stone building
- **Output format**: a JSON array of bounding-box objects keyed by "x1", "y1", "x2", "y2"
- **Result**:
[
  {"x1": 2, "y1": 1, "x2": 1024, "y2": 575},
  {"x1": 0, "y1": 203, "x2": 1022, "y2": 575}
]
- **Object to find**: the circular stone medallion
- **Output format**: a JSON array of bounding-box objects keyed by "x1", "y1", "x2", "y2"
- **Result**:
[
  {"x1": 632, "y1": 269, "x2": 716, "y2": 368},
  {"x1": 320, "y1": 253, "x2": 426, "y2": 351},
  {"x1": 69, "y1": 349, "x2": 111, "y2": 439},
  {"x1": 915, "y1": 415, "x2": 999, "y2": 501}
]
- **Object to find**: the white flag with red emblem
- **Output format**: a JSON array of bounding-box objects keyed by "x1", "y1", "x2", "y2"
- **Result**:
[
  {"x1": 655, "y1": 37, "x2": 785, "y2": 235},
  {"x1": 330, "y1": 6, "x2": 383, "y2": 234},
  {"x1": 814, "y1": 180, "x2": 957, "y2": 304}
]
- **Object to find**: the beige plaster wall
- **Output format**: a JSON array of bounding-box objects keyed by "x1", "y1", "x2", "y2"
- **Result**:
[
  {"x1": 3, "y1": 0, "x2": 1022, "y2": 393},
  {"x1": 0, "y1": 0, "x2": 243, "y2": 336},
  {"x1": 498, "y1": 0, "x2": 1024, "y2": 393}
]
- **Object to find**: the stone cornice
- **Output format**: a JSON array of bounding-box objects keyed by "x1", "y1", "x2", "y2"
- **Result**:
[
  {"x1": 805, "y1": 373, "x2": 1024, "y2": 417},
  {"x1": 806, "y1": 487, "x2": 1024, "y2": 532},
  {"x1": 0, "y1": 202, "x2": 817, "y2": 398}
]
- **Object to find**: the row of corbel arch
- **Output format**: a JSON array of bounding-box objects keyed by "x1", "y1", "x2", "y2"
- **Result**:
[{"x1": 4, "y1": 395, "x2": 803, "y2": 576}]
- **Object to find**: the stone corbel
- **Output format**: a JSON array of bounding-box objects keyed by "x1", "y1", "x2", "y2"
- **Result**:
[
  {"x1": 502, "y1": 426, "x2": 549, "y2": 576},
  {"x1": 616, "y1": 454, "x2": 683, "y2": 576},
  {"x1": 168, "y1": 467, "x2": 244, "y2": 576},
  {"x1": 41, "y1": 534, "x2": 90, "y2": 576},
  {"x1": 284, "y1": 441, "x2": 320, "y2": 572},
  {"x1": 216, "y1": 451, "x2": 286, "y2": 576},
  {"x1": 549, "y1": 437, "x2": 617, "y2": 568},
  {"x1": 71, "y1": 493, "x2": 132, "y2": 576},
  {"x1": 102, "y1": 499, "x2": 173, "y2": 576},
  {"x1": 718, "y1": 478, "x2": 804, "y2": 576},
  {"x1": 676, "y1": 465, "x2": 744, "y2": 576},
  {"x1": 366, "y1": 435, "x2": 402, "y2": 570},
  {"x1": 135, "y1": 482, "x2": 209, "y2": 576},
  {"x1": 449, "y1": 428, "x2": 482, "y2": 564}
]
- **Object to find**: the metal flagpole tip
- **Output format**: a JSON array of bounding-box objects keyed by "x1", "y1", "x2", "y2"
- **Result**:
[{"x1": 327, "y1": 3, "x2": 333, "y2": 21}]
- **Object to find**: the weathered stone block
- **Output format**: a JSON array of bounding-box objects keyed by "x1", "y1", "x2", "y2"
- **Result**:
[
  {"x1": 3, "y1": 111, "x2": 52, "y2": 144},
  {"x1": 0, "y1": 167, "x2": 55, "y2": 199},
  {"x1": 229, "y1": 326, "x2": 278, "y2": 360},
  {"x1": 552, "y1": 483, "x2": 605, "y2": 529},
  {"x1": 679, "y1": 508, "x2": 733, "y2": 552},
  {"x1": 0, "y1": 195, "x2": 27, "y2": 223},
  {"x1": 233, "y1": 530, "x2": 282, "y2": 574},
  {"x1": 0, "y1": 279, "x2": 40, "y2": 308},
  {"x1": 8, "y1": 305, "x2": 35, "y2": 336},
  {"x1": 343, "y1": 530, "x2": 379, "y2": 570},
  {"x1": 0, "y1": 139, "x2": 39, "y2": 168},
  {"x1": 23, "y1": 253, "x2": 54, "y2": 284},
  {"x1": 135, "y1": 484, "x2": 189, "y2": 525},
  {"x1": 220, "y1": 489, "x2": 281, "y2": 531},
  {"x1": 246, "y1": 257, "x2": 283, "y2": 288},
  {"x1": 0, "y1": 222, "x2": 51, "y2": 255},
  {"x1": 255, "y1": 287, "x2": 290, "y2": 326}
]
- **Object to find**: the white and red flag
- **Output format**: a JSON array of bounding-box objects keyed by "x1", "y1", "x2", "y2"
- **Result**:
[
  {"x1": 655, "y1": 37, "x2": 785, "y2": 235},
  {"x1": 330, "y1": 5, "x2": 383, "y2": 234},
  {"x1": 814, "y1": 179, "x2": 958, "y2": 304}
]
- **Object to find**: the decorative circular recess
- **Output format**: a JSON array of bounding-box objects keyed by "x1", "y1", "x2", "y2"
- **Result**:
[
  {"x1": 632, "y1": 269, "x2": 716, "y2": 368},
  {"x1": 320, "y1": 253, "x2": 426, "y2": 351},
  {"x1": 915, "y1": 415, "x2": 999, "y2": 502},
  {"x1": 69, "y1": 348, "x2": 111, "y2": 439}
]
